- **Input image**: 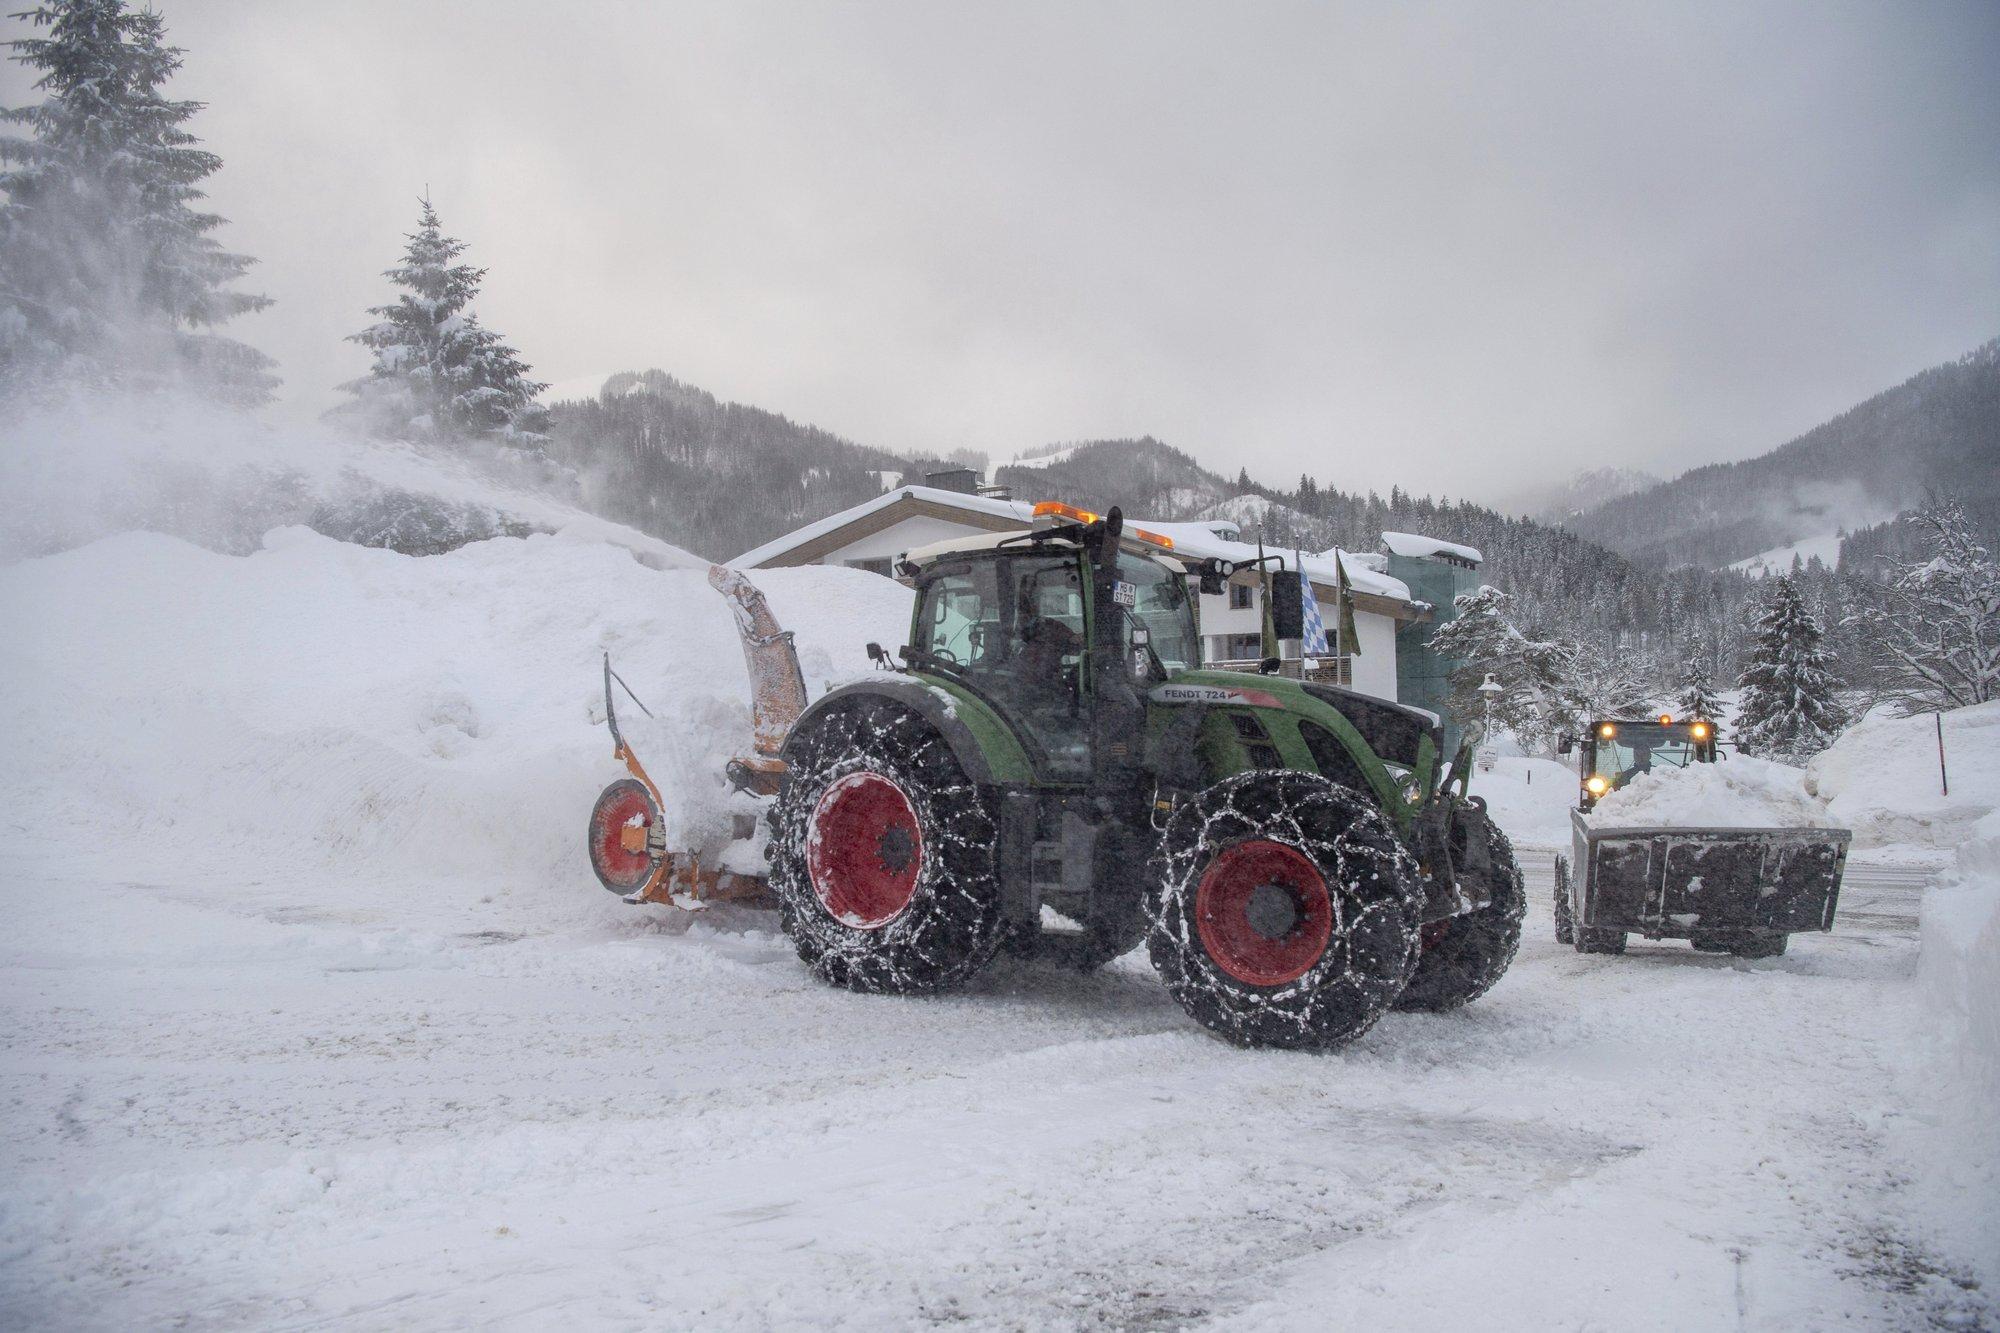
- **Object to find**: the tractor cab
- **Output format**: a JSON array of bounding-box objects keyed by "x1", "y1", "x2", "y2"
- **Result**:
[
  {"x1": 1565, "y1": 714, "x2": 1718, "y2": 810},
  {"x1": 897, "y1": 503, "x2": 1202, "y2": 781}
]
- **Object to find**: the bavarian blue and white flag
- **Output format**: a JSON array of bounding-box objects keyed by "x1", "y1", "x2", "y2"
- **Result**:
[{"x1": 1296, "y1": 550, "x2": 1331, "y2": 656}]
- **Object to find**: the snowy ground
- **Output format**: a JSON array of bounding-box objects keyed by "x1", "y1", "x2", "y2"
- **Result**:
[
  {"x1": 2, "y1": 846, "x2": 1983, "y2": 1328},
  {"x1": 1, "y1": 437, "x2": 1994, "y2": 1326}
]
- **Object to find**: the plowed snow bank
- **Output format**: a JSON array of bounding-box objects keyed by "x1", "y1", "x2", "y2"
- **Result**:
[
  {"x1": 1808, "y1": 702, "x2": 2000, "y2": 851},
  {"x1": 1915, "y1": 810, "x2": 2000, "y2": 1288},
  {"x1": 0, "y1": 525, "x2": 911, "y2": 929}
]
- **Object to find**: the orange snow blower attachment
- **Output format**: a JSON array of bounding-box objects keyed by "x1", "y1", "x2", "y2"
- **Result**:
[
  {"x1": 585, "y1": 564, "x2": 809, "y2": 908},
  {"x1": 707, "y1": 564, "x2": 809, "y2": 797}
]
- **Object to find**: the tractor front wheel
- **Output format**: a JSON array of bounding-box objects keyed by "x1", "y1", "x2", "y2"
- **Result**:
[
  {"x1": 769, "y1": 699, "x2": 1006, "y2": 994},
  {"x1": 1394, "y1": 815, "x2": 1524, "y2": 1012},
  {"x1": 1148, "y1": 771, "x2": 1424, "y2": 1050}
]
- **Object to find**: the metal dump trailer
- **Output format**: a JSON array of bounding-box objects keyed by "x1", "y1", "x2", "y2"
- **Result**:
[{"x1": 1554, "y1": 811, "x2": 1851, "y2": 959}]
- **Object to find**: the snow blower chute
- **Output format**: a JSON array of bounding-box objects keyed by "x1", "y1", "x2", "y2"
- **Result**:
[{"x1": 586, "y1": 565, "x2": 808, "y2": 907}]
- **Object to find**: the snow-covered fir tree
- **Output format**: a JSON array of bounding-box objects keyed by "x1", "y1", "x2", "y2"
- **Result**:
[
  {"x1": 1676, "y1": 643, "x2": 1726, "y2": 727},
  {"x1": 1427, "y1": 585, "x2": 1588, "y2": 751},
  {"x1": 0, "y1": 0, "x2": 273, "y2": 402},
  {"x1": 1734, "y1": 575, "x2": 1847, "y2": 763},
  {"x1": 337, "y1": 198, "x2": 546, "y2": 446},
  {"x1": 1849, "y1": 499, "x2": 2000, "y2": 714}
]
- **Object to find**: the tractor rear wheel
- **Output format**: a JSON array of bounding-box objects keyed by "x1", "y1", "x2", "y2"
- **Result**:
[
  {"x1": 1394, "y1": 815, "x2": 1523, "y2": 1012},
  {"x1": 1148, "y1": 771, "x2": 1424, "y2": 1050},
  {"x1": 769, "y1": 698, "x2": 1006, "y2": 994}
]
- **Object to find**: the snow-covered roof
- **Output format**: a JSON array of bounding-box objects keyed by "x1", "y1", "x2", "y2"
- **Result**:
[
  {"x1": 734, "y1": 487, "x2": 1412, "y2": 604},
  {"x1": 909, "y1": 521, "x2": 1410, "y2": 602},
  {"x1": 733, "y1": 485, "x2": 1038, "y2": 568},
  {"x1": 1193, "y1": 536, "x2": 1410, "y2": 603},
  {"x1": 1380, "y1": 531, "x2": 1483, "y2": 566},
  {"x1": 903, "y1": 530, "x2": 1184, "y2": 575}
]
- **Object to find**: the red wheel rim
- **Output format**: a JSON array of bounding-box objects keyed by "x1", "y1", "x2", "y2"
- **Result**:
[
  {"x1": 589, "y1": 782, "x2": 658, "y2": 890},
  {"x1": 807, "y1": 772, "x2": 924, "y2": 929},
  {"x1": 1195, "y1": 839, "x2": 1333, "y2": 986}
]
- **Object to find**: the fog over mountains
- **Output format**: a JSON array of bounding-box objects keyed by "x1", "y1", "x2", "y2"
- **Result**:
[
  {"x1": 1556, "y1": 338, "x2": 2000, "y2": 570},
  {"x1": 1506, "y1": 467, "x2": 1661, "y2": 526},
  {"x1": 552, "y1": 336, "x2": 1997, "y2": 573}
]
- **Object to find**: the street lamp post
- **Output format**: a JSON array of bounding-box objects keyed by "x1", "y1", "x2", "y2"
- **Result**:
[{"x1": 1476, "y1": 673, "x2": 1502, "y2": 773}]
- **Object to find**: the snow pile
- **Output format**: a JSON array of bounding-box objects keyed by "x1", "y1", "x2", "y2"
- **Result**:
[
  {"x1": 0, "y1": 523, "x2": 912, "y2": 929},
  {"x1": 1806, "y1": 702, "x2": 2000, "y2": 851},
  {"x1": 1588, "y1": 753, "x2": 1832, "y2": 829},
  {"x1": 1911, "y1": 810, "x2": 2000, "y2": 1289}
]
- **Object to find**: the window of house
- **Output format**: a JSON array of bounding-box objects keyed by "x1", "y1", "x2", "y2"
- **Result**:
[
  {"x1": 1228, "y1": 582, "x2": 1254, "y2": 610},
  {"x1": 845, "y1": 557, "x2": 893, "y2": 577}
]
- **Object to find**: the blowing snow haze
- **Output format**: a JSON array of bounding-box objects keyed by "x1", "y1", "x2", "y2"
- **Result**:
[{"x1": 3, "y1": 1, "x2": 1996, "y2": 499}]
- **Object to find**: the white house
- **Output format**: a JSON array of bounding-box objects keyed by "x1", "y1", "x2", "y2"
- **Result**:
[{"x1": 733, "y1": 480, "x2": 1443, "y2": 704}]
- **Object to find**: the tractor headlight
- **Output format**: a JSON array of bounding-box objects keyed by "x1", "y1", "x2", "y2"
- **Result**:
[
  {"x1": 1691, "y1": 722, "x2": 1710, "y2": 740},
  {"x1": 1584, "y1": 775, "x2": 1609, "y2": 796}
]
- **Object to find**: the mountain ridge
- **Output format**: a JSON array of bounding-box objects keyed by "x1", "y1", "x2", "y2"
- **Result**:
[{"x1": 1558, "y1": 337, "x2": 2000, "y2": 569}]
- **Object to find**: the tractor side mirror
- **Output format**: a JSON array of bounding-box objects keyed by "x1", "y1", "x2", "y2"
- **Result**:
[
  {"x1": 1556, "y1": 734, "x2": 1574, "y2": 757},
  {"x1": 1268, "y1": 571, "x2": 1305, "y2": 641},
  {"x1": 866, "y1": 642, "x2": 889, "y2": 669}
]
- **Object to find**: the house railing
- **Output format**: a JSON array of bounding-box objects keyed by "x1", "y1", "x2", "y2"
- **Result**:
[{"x1": 1205, "y1": 656, "x2": 1354, "y2": 687}]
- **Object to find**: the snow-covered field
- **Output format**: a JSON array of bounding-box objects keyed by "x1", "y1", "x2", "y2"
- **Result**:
[
  {"x1": 1729, "y1": 533, "x2": 1846, "y2": 578},
  {"x1": 2, "y1": 433, "x2": 1995, "y2": 1327}
]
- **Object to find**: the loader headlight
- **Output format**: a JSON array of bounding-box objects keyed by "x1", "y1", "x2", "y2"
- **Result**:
[
  {"x1": 1584, "y1": 775, "x2": 1609, "y2": 796},
  {"x1": 1691, "y1": 722, "x2": 1710, "y2": 740}
]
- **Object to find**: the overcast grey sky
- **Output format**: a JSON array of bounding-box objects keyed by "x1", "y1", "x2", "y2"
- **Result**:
[{"x1": 6, "y1": 1, "x2": 1996, "y2": 501}]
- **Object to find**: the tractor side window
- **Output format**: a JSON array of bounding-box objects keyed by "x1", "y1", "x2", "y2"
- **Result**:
[
  {"x1": 1017, "y1": 562, "x2": 1085, "y2": 646},
  {"x1": 918, "y1": 564, "x2": 999, "y2": 667}
]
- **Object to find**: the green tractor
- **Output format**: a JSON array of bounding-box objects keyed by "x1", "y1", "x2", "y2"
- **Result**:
[{"x1": 763, "y1": 504, "x2": 1523, "y2": 1049}]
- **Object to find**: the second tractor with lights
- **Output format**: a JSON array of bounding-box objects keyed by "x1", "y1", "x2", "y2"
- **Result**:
[{"x1": 1553, "y1": 714, "x2": 1850, "y2": 958}]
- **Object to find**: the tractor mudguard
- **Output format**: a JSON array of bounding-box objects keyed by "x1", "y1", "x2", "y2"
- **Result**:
[{"x1": 784, "y1": 676, "x2": 1035, "y2": 787}]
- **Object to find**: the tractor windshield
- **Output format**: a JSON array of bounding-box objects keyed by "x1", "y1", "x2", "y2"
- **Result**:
[{"x1": 1114, "y1": 552, "x2": 1199, "y2": 673}]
